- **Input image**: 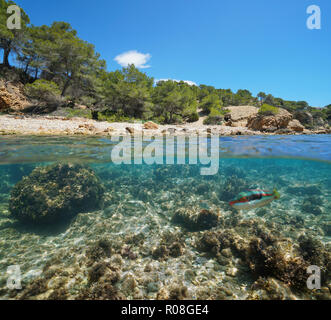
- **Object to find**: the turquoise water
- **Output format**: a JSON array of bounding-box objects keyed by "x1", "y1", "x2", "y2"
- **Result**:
[{"x1": 0, "y1": 135, "x2": 330, "y2": 300}]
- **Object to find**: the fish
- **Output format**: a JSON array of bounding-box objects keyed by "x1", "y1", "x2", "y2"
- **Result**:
[{"x1": 229, "y1": 189, "x2": 280, "y2": 211}]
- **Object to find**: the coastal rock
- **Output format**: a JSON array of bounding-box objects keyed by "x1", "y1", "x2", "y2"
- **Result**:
[
  {"x1": 143, "y1": 121, "x2": 159, "y2": 130},
  {"x1": 294, "y1": 111, "x2": 313, "y2": 127},
  {"x1": 78, "y1": 123, "x2": 96, "y2": 132},
  {"x1": 288, "y1": 119, "x2": 304, "y2": 132},
  {"x1": 0, "y1": 82, "x2": 29, "y2": 111},
  {"x1": 9, "y1": 163, "x2": 105, "y2": 225},
  {"x1": 126, "y1": 127, "x2": 135, "y2": 134},
  {"x1": 247, "y1": 108, "x2": 292, "y2": 132},
  {"x1": 226, "y1": 106, "x2": 259, "y2": 127}
]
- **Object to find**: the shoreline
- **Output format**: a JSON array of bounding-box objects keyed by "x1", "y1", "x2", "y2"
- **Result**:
[{"x1": 0, "y1": 115, "x2": 330, "y2": 137}]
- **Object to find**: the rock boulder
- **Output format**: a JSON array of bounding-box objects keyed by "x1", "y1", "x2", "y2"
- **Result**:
[{"x1": 247, "y1": 108, "x2": 293, "y2": 132}]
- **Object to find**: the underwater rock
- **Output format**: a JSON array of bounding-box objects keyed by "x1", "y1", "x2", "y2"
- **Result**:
[
  {"x1": 48, "y1": 288, "x2": 68, "y2": 300},
  {"x1": 86, "y1": 238, "x2": 112, "y2": 265},
  {"x1": 88, "y1": 262, "x2": 120, "y2": 284},
  {"x1": 197, "y1": 231, "x2": 221, "y2": 256},
  {"x1": 9, "y1": 163, "x2": 105, "y2": 225},
  {"x1": 157, "y1": 284, "x2": 188, "y2": 300},
  {"x1": 298, "y1": 235, "x2": 331, "y2": 285},
  {"x1": 168, "y1": 285, "x2": 188, "y2": 300},
  {"x1": 78, "y1": 282, "x2": 125, "y2": 300},
  {"x1": 151, "y1": 232, "x2": 186, "y2": 260},
  {"x1": 152, "y1": 245, "x2": 170, "y2": 260},
  {"x1": 196, "y1": 219, "x2": 331, "y2": 294},
  {"x1": 301, "y1": 196, "x2": 324, "y2": 216},
  {"x1": 169, "y1": 242, "x2": 185, "y2": 257},
  {"x1": 121, "y1": 245, "x2": 138, "y2": 260},
  {"x1": 19, "y1": 278, "x2": 48, "y2": 300},
  {"x1": 249, "y1": 277, "x2": 290, "y2": 300},
  {"x1": 172, "y1": 208, "x2": 219, "y2": 232}
]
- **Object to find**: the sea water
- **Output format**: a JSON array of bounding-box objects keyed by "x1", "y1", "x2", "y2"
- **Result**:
[{"x1": 0, "y1": 135, "x2": 330, "y2": 300}]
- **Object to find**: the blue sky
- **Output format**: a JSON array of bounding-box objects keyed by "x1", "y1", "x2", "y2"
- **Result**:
[{"x1": 15, "y1": 0, "x2": 331, "y2": 107}]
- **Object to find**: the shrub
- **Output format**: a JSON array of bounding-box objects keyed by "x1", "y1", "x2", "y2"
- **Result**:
[
  {"x1": 203, "y1": 107, "x2": 228, "y2": 125},
  {"x1": 187, "y1": 112, "x2": 199, "y2": 123},
  {"x1": 98, "y1": 110, "x2": 138, "y2": 123},
  {"x1": 24, "y1": 80, "x2": 61, "y2": 103},
  {"x1": 66, "y1": 108, "x2": 92, "y2": 119},
  {"x1": 258, "y1": 104, "x2": 279, "y2": 116},
  {"x1": 203, "y1": 115, "x2": 224, "y2": 125}
]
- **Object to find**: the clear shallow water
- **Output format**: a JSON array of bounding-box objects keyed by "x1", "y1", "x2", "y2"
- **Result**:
[{"x1": 0, "y1": 135, "x2": 330, "y2": 300}]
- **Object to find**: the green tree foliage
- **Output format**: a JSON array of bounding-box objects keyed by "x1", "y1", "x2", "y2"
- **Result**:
[
  {"x1": 257, "y1": 92, "x2": 266, "y2": 104},
  {"x1": 38, "y1": 22, "x2": 106, "y2": 97},
  {"x1": 200, "y1": 93, "x2": 222, "y2": 114},
  {"x1": 152, "y1": 80, "x2": 198, "y2": 124},
  {"x1": 101, "y1": 64, "x2": 154, "y2": 120},
  {"x1": 0, "y1": 0, "x2": 30, "y2": 66},
  {"x1": 24, "y1": 79, "x2": 61, "y2": 102}
]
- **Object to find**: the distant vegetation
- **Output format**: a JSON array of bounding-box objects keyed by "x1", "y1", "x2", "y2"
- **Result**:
[{"x1": 0, "y1": 0, "x2": 330, "y2": 125}]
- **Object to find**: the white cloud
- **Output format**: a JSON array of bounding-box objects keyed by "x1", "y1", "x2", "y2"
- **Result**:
[
  {"x1": 114, "y1": 50, "x2": 151, "y2": 69},
  {"x1": 156, "y1": 79, "x2": 197, "y2": 86}
]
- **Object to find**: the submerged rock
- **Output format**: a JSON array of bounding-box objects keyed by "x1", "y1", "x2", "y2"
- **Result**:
[
  {"x1": 9, "y1": 163, "x2": 105, "y2": 225},
  {"x1": 172, "y1": 208, "x2": 219, "y2": 231},
  {"x1": 196, "y1": 219, "x2": 331, "y2": 294}
]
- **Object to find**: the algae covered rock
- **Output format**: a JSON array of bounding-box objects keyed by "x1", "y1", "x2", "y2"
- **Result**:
[
  {"x1": 172, "y1": 208, "x2": 219, "y2": 231},
  {"x1": 9, "y1": 163, "x2": 105, "y2": 225}
]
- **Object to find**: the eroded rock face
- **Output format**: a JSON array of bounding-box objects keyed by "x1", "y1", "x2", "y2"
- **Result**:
[
  {"x1": 247, "y1": 108, "x2": 293, "y2": 132},
  {"x1": 9, "y1": 163, "x2": 105, "y2": 225},
  {"x1": 0, "y1": 82, "x2": 29, "y2": 112},
  {"x1": 226, "y1": 106, "x2": 259, "y2": 127},
  {"x1": 288, "y1": 119, "x2": 305, "y2": 132}
]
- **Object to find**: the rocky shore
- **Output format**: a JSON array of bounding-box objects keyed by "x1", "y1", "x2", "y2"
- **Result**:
[{"x1": 0, "y1": 114, "x2": 329, "y2": 137}]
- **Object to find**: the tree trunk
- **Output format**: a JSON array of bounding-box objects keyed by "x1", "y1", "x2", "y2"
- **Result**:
[
  {"x1": 34, "y1": 68, "x2": 39, "y2": 80},
  {"x1": 61, "y1": 79, "x2": 71, "y2": 97},
  {"x1": 92, "y1": 111, "x2": 99, "y2": 120},
  {"x1": 24, "y1": 58, "x2": 32, "y2": 74},
  {"x1": 3, "y1": 48, "x2": 10, "y2": 67}
]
